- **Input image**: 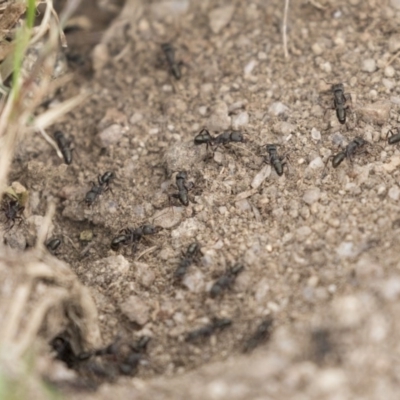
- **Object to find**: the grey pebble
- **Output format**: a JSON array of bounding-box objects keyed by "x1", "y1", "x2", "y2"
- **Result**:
[
  {"x1": 357, "y1": 100, "x2": 391, "y2": 125},
  {"x1": 302, "y1": 188, "x2": 321, "y2": 205},
  {"x1": 119, "y1": 295, "x2": 150, "y2": 326},
  {"x1": 251, "y1": 165, "x2": 271, "y2": 189},
  {"x1": 97, "y1": 124, "x2": 124, "y2": 147}
]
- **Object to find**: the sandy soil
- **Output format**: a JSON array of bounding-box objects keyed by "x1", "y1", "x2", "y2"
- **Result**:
[{"x1": 6, "y1": 0, "x2": 400, "y2": 398}]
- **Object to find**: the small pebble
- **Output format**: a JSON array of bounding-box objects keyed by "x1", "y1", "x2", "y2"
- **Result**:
[
  {"x1": 129, "y1": 113, "x2": 143, "y2": 125},
  {"x1": 235, "y1": 199, "x2": 251, "y2": 212},
  {"x1": 152, "y1": 207, "x2": 183, "y2": 229},
  {"x1": 383, "y1": 156, "x2": 400, "y2": 172},
  {"x1": 182, "y1": 269, "x2": 205, "y2": 293},
  {"x1": 296, "y1": 226, "x2": 312, "y2": 241},
  {"x1": 332, "y1": 295, "x2": 364, "y2": 328},
  {"x1": 336, "y1": 241, "x2": 356, "y2": 259},
  {"x1": 163, "y1": 140, "x2": 206, "y2": 175},
  {"x1": 257, "y1": 51, "x2": 267, "y2": 60},
  {"x1": 209, "y1": 5, "x2": 235, "y2": 34},
  {"x1": 135, "y1": 262, "x2": 156, "y2": 288},
  {"x1": 357, "y1": 100, "x2": 391, "y2": 125},
  {"x1": 308, "y1": 157, "x2": 324, "y2": 170},
  {"x1": 98, "y1": 124, "x2": 124, "y2": 146},
  {"x1": 312, "y1": 43, "x2": 323, "y2": 55},
  {"x1": 251, "y1": 165, "x2": 271, "y2": 189},
  {"x1": 100, "y1": 255, "x2": 130, "y2": 275},
  {"x1": 382, "y1": 78, "x2": 395, "y2": 90},
  {"x1": 302, "y1": 188, "x2": 321, "y2": 205},
  {"x1": 361, "y1": 58, "x2": 376, "y2": 73},
  {"x1": 389, "y1": 34, "x2": 400, "y2": 53},
  {"x1": 384, "y1": 65, "x2": 395, "y2": 78},
  {"x1": 119, "y1": 295, "x2": 150, "y2": 325},
  {"x1": 311, "y1": 127, "x2": 321, "y2": 141},
  {"x1": 231, "y1": 111, "x2": 249, "y2": 129},
  {"x1": 244, "y1": 60, "x2": 257, "y2": 76},
  {"x1": 268, "y1": 102, "x2": 289, "y2": 116},
  {"x1": 388, "y1": 186, "x2": 400, "y2": 201},
  {"x1": 207, "y1": 101, "x2": 231, "y2": 131}
]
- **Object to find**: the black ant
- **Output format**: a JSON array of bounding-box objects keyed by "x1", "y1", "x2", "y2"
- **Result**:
[
  {"x1": 54, "y1": 131, "x2": 74, "y2": 165},
  {"x1": 243, "y1": 317, "x2": 273, "y2": 353},
  {"x1": 330, "y1": 83, "x2": 351, "y2": 125},
  {"x1": 1, "y1": 199, "x2": 24, "y2": 231},
  {"x1": 170, "y1": 171, "x2": 194, "y2": 207},
  {"x1": 264, "y1": 144, "x2": 287, "y2": 176},
  {"x1": 320, "y1": 82, "x2": 351, "y2": 125},
  {"x1": 174, "y1": 242, "x2": 200, "y2": 280},
  {"x1": 387, "y1": 128, "x2": 400, "y2": 145},
  {"x1": 185, "y1": 317, "x2": 232, "y2": 343},
  {"x1": 111, "y1": 224, "x2": 161, "y2": 252},
  {"x1": 325, "y1": 136, "x2": 369, "y2": 170},
  {"x1": 194, "y1": 129, "x2": 245, "y2": 153},
  {"x1": 161, "y1": 43, "x2": 181, "y2": 80},
  {"x1": 210, "y1": 263, "x2": 244, "y2": 298},
  {"x1": 93, "y1": 336, "x2": 151, "y2": 376},
  {"x1": 50, "y1": 336, "x2": 91, "y2": 369},
  {"x1": 46, "y1": 237, "x2": 62, "y2": 253},
  {"x1": 84, "y1": 171, "x2": 114, "y2": 206}
]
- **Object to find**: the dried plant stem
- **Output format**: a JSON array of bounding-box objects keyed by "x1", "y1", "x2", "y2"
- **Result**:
[{"x1": 283, "y1": 0, "x2": 290, "y2": 59}]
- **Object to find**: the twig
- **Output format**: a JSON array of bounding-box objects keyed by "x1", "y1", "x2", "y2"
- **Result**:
[{"x1": 283, "y1": 0, "x2": 290, "y2": 59}]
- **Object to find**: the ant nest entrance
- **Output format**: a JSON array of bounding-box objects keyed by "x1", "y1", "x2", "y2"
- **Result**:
[{"x1": 0, "y1": 229, "x2": 101, "y2": 393}]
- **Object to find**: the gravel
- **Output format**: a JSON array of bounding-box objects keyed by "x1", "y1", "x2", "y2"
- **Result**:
[{"x1": 361, "y1": 59, "x2": 376, "y2": 73}]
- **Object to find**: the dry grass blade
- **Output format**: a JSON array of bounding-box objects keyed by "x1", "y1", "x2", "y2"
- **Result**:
[
  {"x1": 31, "y1": 91, "x2": 90, "y2": 131},
  {"x1": 283, "y1": 0, "x2": 290, "y2": 59}
]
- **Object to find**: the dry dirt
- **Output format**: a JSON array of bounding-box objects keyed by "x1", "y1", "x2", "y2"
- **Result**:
[{"x1": 6, "y1": 0, "x2": 400, "y2": 398}]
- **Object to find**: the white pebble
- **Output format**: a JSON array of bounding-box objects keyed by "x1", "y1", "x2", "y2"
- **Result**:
[
  {"x1": 332, "y1": 295, "x2": 364, "y2": 328},
  {"x1": 312, "y1": 43, "x2": 323, "y2": 55},
  {"x1": 388, "y1": 185, "x2": 400, "y2": 200},
  {"x1": 207, "y1": 101, "x2": 231, "y2": 130},
  {"x1": 209, "y1": 5, "x2": 235, "y2": 34},
  {"x1": 361, "y1": 58, "x2": 376, "y2": 73},
  {"x1": 251, "y1": 165, "x2": 271, "y2": 189},
  {"x1": 320, "y1": 61, "x2": 331, "y2": 73},
  {"x1": 382, "y1": 78, "x2": 395, "y2": 90},
  {"x1": 198, "y1": 106, "x2": 208, "y2": 116},
  {"x1": 257, "y1": 51, "x2": 267, "y2": 60},
  {"x1": 231, "y1": 111, "x2": 249, "y2": 129},
  {"x1": 268, "y1": 102, "x2": 289, "y2": 116},
  {"x1": 384, "y1": 65, "x2": 395, "y2": 77},
  {"x1": 389, "y1": 34, "x2": 400, "y2": 53},
  {"x1": 308, "y1": 157, "x2": 324, "y2": 170},
  {"x1": 314, "y1": 369, "x2": 347, "y2": 393},
  {"x1": 182, "y1": 269, "x2": 205, "y2": 293},
  {"x1": 244, "y1": 59, "x2": 257, "y2": 76},
  {"x1": 336, "y1": 241, "x2": 356, "y2": 258},
  {"x1": 302, "y1": 188, "x2": 321, "y2": 205},
  {"x1": 311, "y1": 127, "x2": 321, "y2": 141}
]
